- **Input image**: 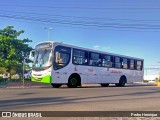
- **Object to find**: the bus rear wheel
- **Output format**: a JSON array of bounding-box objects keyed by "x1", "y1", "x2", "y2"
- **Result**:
[
  {"x1": 67, "y1": 76, "x2": 79, "y2": 88},
  {"x1": 51, "y1": 83, "x2": 62, "y2": 88},
  {"x1": 115, "y1": 76, "x2": 126, "y2": 87},
  {"x1": 101, "y1": 84, "x2": 109, "y2": 87}
]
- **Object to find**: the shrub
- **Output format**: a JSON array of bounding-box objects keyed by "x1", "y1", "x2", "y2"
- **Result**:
[{"x1": 0, "y1": 78, "x2": 8, "y2": 82}]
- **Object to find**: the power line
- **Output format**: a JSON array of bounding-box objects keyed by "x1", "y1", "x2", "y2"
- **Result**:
[
  {"x1": 0, "y1": 16, "x2": 151, "y2": 32},
  {"x1": 2, "y1": 14, "x2": 160, "y2": 30},
  {"x1": 1, "y1": 9, "x2": 160, "y2": 25},
  {"x1": 1, "y1": 9, "x2": 160, "y2": 30},
  {"x1": 1, "y1": 4, "x2": 160, "y2": 10},
  {"x1": 1, "y1": 10, "x2": 160, "y2": 28}
]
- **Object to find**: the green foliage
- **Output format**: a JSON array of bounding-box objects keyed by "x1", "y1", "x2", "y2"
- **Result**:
[
  {"x1": 0, "y1": 77, "x2": 8, "y2": 82},
  {"x1": 24, "y1": 78, "x2": 31, "y2": 81},
  {"x1": 0, "y1": 67, "x2": 6, "y2": 74},
  {"x1": 0, "y1": 26, "x2": 33, "y2": 78},
  {"x1": 155, "y1": 77, "x2": 160, "y2": 82}
]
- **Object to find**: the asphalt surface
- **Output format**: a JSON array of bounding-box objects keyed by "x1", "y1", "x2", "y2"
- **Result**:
[{"x1": 0, "y1": 83, "x2": 159, "y2": 111}]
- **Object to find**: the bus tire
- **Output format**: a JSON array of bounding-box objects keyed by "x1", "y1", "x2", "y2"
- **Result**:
[
  {"x1": 101, "y1": 84, "x2": 109, "y2": 87},
  {"x1": 115, "y1": 76, "x2": 126, "y2": 87},
  {"x1": 67, "y1": 74, "x2": 80, "y2": 88},
  {"x1": 51, "y1": 83, "x2": 62, "y2": 88}
]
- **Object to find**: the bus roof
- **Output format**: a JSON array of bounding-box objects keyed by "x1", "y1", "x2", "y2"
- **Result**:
[{"x1": 36, "y1": 41, "x2": 144, "y2": 61}]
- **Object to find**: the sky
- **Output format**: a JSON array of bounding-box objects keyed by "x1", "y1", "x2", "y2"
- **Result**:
[{"x1": 0, "y1": 0, "x2": 160, "y2": 75}]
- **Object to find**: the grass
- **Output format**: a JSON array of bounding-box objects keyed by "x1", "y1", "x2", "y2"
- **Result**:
[{"x1": 0, "y1": 77, "x2": 31, "y2": 83}]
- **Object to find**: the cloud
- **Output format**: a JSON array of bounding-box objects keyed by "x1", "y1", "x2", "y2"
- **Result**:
[
  {"x1": 93, "y1": 45, "x2": 100, "y2": 49},
  {"x1": 93, "y1": 45, "x2": 111, "y2": 51}
]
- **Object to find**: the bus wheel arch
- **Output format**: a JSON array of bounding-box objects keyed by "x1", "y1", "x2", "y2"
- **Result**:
[
  {"x1": 67, "y1": 73, "x2": 81, "y2": 88},
  {"x1": 115, "y1": 75, "x2": 127, "y2": 87}
]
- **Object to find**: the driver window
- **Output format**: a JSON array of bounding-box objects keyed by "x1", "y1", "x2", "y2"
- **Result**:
[
  {"x1": 55, "y1": 52, "x2": 69, "y2": 66},
  {"x1": 54, "y1": 46, "x2": 71, "y2": 70}
]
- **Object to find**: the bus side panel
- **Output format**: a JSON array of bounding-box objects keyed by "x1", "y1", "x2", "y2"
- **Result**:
[
  {"x1": 51, "y1": 63, "x2": 88, "y2": 84},
  {"x1": 110, "y1": 75, "x2": 120, "y2": 83},
  {"x1": 102, "y1": 75, "x2": 111, "y2": 83},
  {"x1": 80, "y1": 74, "x2": 88, "y2": 84}
]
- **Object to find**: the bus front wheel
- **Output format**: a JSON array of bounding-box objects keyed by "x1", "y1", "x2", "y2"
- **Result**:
[
  {"x1": 51, "y1": 83, "x2": 62, "y2": 88},
  {"x1": 67, "y1": 75, "x2": 80, "y2": 88}
]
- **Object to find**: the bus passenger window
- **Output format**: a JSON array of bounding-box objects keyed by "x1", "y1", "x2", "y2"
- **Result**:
[
  {"x1": 114, "y1": 57, "x2": 121, "y2": 68},
  {"x1": 73, "y1": 49, "x2": 88, "y2": 65},
  {"x1": 130, "y1": 59, "x2": 135, "y2": 70},
  {"x1": 122, "y1": 58, "x2": 128, "y2": 69},
  {"x1": 102, "y1": 55, "x2": 112, "y2": 67},
  {"x1": 89, "y1": 53, "x2": 101, "y2": 66}
]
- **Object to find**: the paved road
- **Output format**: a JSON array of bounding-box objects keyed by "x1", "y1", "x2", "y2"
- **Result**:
[{"x1": 0, "y1": 84, "x2": 160, "y2": 111}]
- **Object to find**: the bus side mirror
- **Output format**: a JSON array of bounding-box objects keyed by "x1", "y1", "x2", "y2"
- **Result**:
[{"x1": 29, "y1": 50, "x2": 35, "y2": 61}]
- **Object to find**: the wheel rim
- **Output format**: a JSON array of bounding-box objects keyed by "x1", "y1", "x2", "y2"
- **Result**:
[{"x1": 70, "y1": 78, "x2": 77, "y2": 85}]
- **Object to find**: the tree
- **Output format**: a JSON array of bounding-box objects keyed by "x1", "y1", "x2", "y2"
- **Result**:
[
  {"x1": 0, "y1": 26, "x2": 33, "y2": 79},
  {"x1": 0, "y1": 67, "x2": 6, "y2": 74}
]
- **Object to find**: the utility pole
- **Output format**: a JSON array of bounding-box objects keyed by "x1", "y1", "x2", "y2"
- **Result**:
[
  {"x1": 158, "y1": 62, "x2": 160, "y2": 82},
  {"x1": 22, "y1": 51, "x2": 25, "y2": 87},
  {"x1": 44, "y1": 27, "x2": 53, "y2": 41}
]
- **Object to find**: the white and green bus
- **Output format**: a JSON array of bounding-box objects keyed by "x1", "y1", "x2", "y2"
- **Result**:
[{"x1": 29, "y1": 41, "x2": 144, "y2": 88}]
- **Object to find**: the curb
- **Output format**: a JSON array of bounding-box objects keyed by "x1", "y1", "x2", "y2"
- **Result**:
[{"x1": 0, "y1": 82, "x2": 51, "y2": 88}]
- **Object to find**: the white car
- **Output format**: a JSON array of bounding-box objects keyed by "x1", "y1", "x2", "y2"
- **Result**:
[
  {"x1": 24, "y1": 71, "x2": 32, "y2": 79},
  {"x1": 0, "y1": 74, "x2": 8, "y2": 78},
  {"x1": 148, "y1": 80, "x2": 155, "y2": 83}
]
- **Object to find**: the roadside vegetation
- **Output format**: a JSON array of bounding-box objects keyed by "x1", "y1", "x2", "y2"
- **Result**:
[{"x1": 0, "y1": 26, "x2": 33, "y2": 82}]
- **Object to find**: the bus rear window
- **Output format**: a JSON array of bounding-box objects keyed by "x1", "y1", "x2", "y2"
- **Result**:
[{"x1": 136, "y1": 60, "x2": 143, "y2": 70}]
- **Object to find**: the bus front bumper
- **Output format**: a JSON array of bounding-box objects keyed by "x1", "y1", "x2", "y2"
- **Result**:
[{"x1": 31, "y1": 75, "x2": 52, "y2": 83}]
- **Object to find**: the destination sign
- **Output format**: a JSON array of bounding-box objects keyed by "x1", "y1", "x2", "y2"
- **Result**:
[{"x1": 35, "y1": 43, "x2": 52, "y2": 49}]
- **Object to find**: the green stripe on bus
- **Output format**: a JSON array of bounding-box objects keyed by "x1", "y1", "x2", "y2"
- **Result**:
[{"x1": 31, "y1": 75, "x2": 52, "y2": 83}]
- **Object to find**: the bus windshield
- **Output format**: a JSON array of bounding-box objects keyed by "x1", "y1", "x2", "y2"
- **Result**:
[{"x1": 33, "y1": 49, "x2": 52, "y2": 68}]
